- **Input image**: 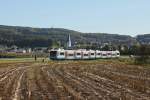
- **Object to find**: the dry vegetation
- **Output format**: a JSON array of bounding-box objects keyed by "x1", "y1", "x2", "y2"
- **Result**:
[{"x1": 0, "y1": 60, "x2": 150, "y2": 100}]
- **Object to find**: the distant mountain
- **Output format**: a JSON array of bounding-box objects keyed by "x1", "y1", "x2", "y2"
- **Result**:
[
  {"x1": 136, "y1": 34, "x2": 150, "y2": 44},
  {"x1": 0, "y1": 25, "x2": 141, "y2": 48}
]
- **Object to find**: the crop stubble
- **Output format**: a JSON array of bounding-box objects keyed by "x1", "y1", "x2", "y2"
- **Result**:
[{"x1": 0, "y1": 61, "x2": 150, "y2": 100}]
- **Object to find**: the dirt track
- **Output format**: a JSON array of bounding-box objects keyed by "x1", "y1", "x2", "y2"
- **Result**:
[{"x1": 0, "y1": 61, "x2": 150, "y2": 100}]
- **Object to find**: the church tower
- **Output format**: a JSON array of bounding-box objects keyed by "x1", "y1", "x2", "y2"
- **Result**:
[{"x1": 67, "y1": 34, "x2": 72, "y2": 48}]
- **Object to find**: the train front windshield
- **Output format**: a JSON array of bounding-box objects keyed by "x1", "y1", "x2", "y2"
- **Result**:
[{"x1": 50, "y1": 51, "x2": 57, "y2": 59}]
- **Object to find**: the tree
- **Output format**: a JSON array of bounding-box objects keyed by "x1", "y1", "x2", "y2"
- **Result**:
[
  {"x1": 51, "y1": 40, "x2": 61, "y2": 48},
  {"x1": 134, "y1": 45, "x2": 150, "y2": 64},
  {"x1": 101, "y1": 45, "x2": 110, "y2": 51},
  {"x1": 128, "y1": 45, "x2": 139, "y2": 55}
]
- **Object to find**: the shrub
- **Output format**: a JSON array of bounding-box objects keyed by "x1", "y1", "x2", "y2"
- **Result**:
[{"x1": 134, "y1": 45, "x2": 150, "y2": 64}]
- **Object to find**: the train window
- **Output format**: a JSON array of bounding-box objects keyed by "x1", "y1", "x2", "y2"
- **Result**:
[
  {"x1": 84, "y1": 54, "x2": 88, "y2": 56},
  {"x1": 77, "y1": 53, "x2": 81, "y2": 55},
  {"x1": 97, "y1": 53, "x2": 101, "y2": 55},
  {"x1": 91, "y1": 53, "x2": 94, "y2": 55},
  {"x1": 107, "y1": 53, "x2": 111, "y2": 55},
  {"x1": 102, "y1": 54, "x2": 107, "y2": 56},
  {"x1": 50, "y1": 51, "x2": 57, "y2": 57},
  {"x1": 117, "y1": 53, "x2": 120, "y2": 55},
  {"x1": 60, "y1": 52, "x2": 64, "y2": 55},
  {"x1": 68, "y1": 54, "x2": 74, "y2": 56}
]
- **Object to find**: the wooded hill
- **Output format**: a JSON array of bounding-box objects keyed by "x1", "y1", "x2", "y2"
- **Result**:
[
  {"x1": 0, "y1": 25, "x2": 149, "y2": 48},
  {"x1": 136, "y1": 34, "x2": 150, "y2": 44}
]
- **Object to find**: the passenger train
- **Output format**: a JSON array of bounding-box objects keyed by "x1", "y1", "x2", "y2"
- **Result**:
[{"x1": 50, "y1": 49, "x2": 120, "y2": 60}]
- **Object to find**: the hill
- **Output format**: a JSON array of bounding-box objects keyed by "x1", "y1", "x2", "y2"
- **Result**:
[
  {"x1": 0, "y1": 25, "x2": 139, "y2": 48},
  {"x1": 136, "y1": 34, "x2": 150, "y2": 44}
]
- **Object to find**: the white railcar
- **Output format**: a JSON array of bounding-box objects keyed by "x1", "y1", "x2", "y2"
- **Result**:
[
  {"x1": 116, "y1": 50, "x2": 120, "y2": 57},
  {"x1": 107, "y1": 51, "x2": 112, "y2": 58},
  {"x1": 50, "y1": 49, "x2": 65, "y2": 60},
  {"x1": 50, "y1": 49, "x2": 120, "y2": 60},
  {"x1": 111, "y1": 51, "x2": 117, "y2": 58},
  {"x1": 65, "y1": 50, "x2": 75, "y2": 60},
  {"x1": 95, "y1": 50, "x2": 102, "y2": 58},
  {"x1": 82, "y1": 50, "x2": 89, "y2": 59},
  {"x1": 75, "y1": 50, "x2": 82, "y2": 59},
  {"x1": 89, "y1": 50, "x2": 96, "y2": 59},
  {"x1": 101, "y1": 51, "x2": 107, "y2": 58}
]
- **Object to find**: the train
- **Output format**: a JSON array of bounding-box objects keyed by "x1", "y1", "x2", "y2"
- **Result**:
[{"x1": 49, "y1": 49, "x2": 120, "y2": 60}]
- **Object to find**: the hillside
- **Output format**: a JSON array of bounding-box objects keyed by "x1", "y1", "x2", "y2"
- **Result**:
[
  {"x1": 136, "y1": 34, "x2": 150, "y2": 44},
  {"x1": 0, "y1": 25, "x2": 138, "y2": 48}
]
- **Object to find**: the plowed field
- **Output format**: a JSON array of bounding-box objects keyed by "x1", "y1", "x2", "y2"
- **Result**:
[{"x1": 0, "y1": 60, "x2": 150, "y2": 100}]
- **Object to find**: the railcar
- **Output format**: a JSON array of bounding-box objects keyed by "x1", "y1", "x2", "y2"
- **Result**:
[
  {"x1": 75, "y1": 50, "x2": 82, "y2": 59},
  {"x1": 95, "y1": 50, "x2": 102, "y2": 58},
  {"x1": 101, "y1": 51, "x2": 108, "y2": 59},
  {"x1": 49, "y1": 49, "x2": 120, "y2": 60},
  {"x1": 89, "y1": 50, "x2": 96, "y2": 59}
]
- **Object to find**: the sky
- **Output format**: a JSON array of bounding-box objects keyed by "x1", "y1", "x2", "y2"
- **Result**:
[{"x1": 0, "y1": 0, "x2": 150, "y2": 36}]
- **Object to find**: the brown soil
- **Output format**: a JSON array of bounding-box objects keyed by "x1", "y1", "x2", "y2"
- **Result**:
[{"x1": 0, "y1": 61, "x2": 150, "y2": 100}]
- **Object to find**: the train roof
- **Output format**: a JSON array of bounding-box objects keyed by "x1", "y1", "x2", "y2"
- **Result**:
[{"x1": 50, "y1": 48, "x2": 120, "y2": 53}]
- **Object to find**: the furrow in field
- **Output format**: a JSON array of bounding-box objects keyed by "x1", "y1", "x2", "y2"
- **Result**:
[
  {"x1": 0, "y1": 63, "x2": 31, "y2": 82},
  {"x1": 45, "y1": 67, "x2": 83, "y2": 100},
  {"x1": 26, "y1": 66, "x2": 43, "y2": 100},
  {"x1": 70, "y1": 63, "x2": 150, "y2": 95},
  {"x1": 12, "y1": 70, "x2": 25, "y2": 100},
  {"x1": 0, "y1": 67, "x2": 23, "y2": 82},
  {"x1": 52, "y1": 66, "x2": 104, "y2": 100},
  {"x1": 56, "y1": 62, "x2": 150, "y2": 100},
  {"x1": 93, "y1": 68, "x2": 150, "y2": 95},
  {"x1": 78, "y1": 71, "x2": 149, "y2": 100},
  {"x1": 0, "y1": 68, "x2": 25, "y2": 100},
  {"x1": 29, "y1": 64, "x2": 58, "y2": 100}
]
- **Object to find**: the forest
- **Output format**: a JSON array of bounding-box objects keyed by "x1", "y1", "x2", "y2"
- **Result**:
[{"x1": 0, "y1": 25, "x2": 145, "y2": 48}]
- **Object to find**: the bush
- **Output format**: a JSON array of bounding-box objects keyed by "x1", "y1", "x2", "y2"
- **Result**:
[
  {"x1": 134, "y1": 45, "x2": 150, "y2": 64},
  {"x1": 0, "y1": 53, "x2": 32, "y2": 58}
]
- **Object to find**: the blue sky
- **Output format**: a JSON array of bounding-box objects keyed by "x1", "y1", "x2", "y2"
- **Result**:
[{"x1": 0, "y1": 0, "x2": 150, "y2": 36}]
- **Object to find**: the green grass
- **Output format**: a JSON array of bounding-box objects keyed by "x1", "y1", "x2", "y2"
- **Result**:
[
  {"x1": 0, "y1": 57, "x2": 50, "y2": 63},
  {"x1": 0, "y1": 57, "x2": 149, "y2": 67}
]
